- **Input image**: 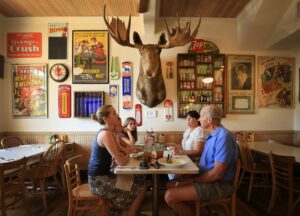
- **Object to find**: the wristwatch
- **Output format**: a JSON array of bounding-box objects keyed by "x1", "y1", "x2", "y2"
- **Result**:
[{"x1": 50, "y1": 63, "x2": 69, "y2": 82}]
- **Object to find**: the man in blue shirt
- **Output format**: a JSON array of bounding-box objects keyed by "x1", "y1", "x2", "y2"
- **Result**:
[{"x1": 165, "y1": 105, "x2": 238, "y2": 216}]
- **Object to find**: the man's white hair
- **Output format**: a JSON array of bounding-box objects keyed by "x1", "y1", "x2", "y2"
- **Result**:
[{"x1": 201, "y1": 105, "x2": 222, "y2": 123}]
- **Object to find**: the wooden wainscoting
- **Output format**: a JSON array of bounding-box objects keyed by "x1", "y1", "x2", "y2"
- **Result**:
[{"x1": 1, "y1": 130, "x2": 297, "y2": 169}]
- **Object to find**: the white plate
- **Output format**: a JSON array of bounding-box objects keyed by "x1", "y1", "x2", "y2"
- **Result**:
[{"x1": 158, "y1": 157, "x2": 188, "y2": 167}]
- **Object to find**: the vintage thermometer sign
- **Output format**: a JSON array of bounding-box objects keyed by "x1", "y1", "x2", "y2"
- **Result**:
[
  {"x1": 135, "y1": 104, "x2": 142, "y2": 126},
  {"x1": 122, "y1": 61, "x2": 132, "y2": 109},
  {"x1": 58, "y1": 84, "x2": 71, "y2": 118}
]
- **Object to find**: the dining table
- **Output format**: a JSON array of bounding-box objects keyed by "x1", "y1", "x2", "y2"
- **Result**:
[
  {"x1": 248, "y1": 141, "x2": 300, "y2": 163},
  {"x1": 0, "y1": 144, "x2": 49, "y2": 164},
  {"x1": 114, "y1": 152, "x2": 199, "y2": 216}
]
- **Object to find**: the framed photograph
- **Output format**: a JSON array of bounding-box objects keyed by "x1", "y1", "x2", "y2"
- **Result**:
[
  {"x1": 72, "y1": 30, "x2": 109, "y2": 84},
  {"x1": 227, "y1": 55, "x2": 255, "y2": 114},
  {"x1": 12, "y1": 64, "x2": 48, "y2": 118},
  {"x1": 257, "y1": 56, "x2": 294, "y2": 108}
]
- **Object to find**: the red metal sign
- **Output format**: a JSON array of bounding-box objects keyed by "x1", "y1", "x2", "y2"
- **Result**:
[
  {"x1": 58, "y1": 84, "x2": 71, "y2": 118},
  {"x1": 135, "y1": 104, "x2": 142, "y2": 126},
  {"x1": 7, "y1": 32, "x2": 42, "y2": 58}
]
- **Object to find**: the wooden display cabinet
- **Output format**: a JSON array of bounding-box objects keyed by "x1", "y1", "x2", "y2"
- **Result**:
[
  {"x1": 177, "y1": 53, "x2": 226, "y2": 118},
  {"x1": 74, "y1": 91, "x2": 104, "y2": 117}
]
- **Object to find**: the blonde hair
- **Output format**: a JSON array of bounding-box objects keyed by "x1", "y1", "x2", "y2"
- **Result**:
[{"x1": 91, "y1": 105, "x2": 113, "y2": 125}]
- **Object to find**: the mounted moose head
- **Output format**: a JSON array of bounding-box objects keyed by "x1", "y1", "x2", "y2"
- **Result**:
[{"x1": 103, "y1": 5, "x2": 201, "y2": 107}]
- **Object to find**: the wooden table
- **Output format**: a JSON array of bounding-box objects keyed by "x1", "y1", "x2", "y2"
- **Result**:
[
  {"x1": 0, "y1": 144, "x2": 49, "y2": 164},
  {"x1": 115, "y1": 153, "x2": 199, "y2": 216},
  {"x1": 248, "y1": 141, "x2": 300, "y2": 163}
]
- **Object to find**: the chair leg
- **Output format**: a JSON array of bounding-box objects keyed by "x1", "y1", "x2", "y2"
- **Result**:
[
  {"x1": 267, "y1": 183, "x2": 276, "y2": 214},
  {"x1": 53, "y1": 175, "x2": 64, "y2": 193},
  {"x1": 39, "y1": 179, "x2": 47, "y2": 209},
  {"x1": 231, "y1": 196, "x2": 236, "y2": 216},
  {"x1": 195, "y1": 202, "x2": 201, "y2": 216},
  {"x1": 287, "y1": 190, "x2": 293, "y2": 216},
  {"x1": 21, "y1": 189, "x2": 32, "y2": 216},
  {"x1": 247, "y1": 173, "x2": 254, "y2": 201},
  {"x1": 0, "y1": 199, "x2": 7, "y2": 216},
  {"x1": 238, "y1": 170, "x2": 245, "y2": 188}
]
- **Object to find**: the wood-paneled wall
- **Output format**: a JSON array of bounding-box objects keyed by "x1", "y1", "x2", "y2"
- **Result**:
[{"x1": 1, "y1": 130, "x2": 298, "y2": 169}]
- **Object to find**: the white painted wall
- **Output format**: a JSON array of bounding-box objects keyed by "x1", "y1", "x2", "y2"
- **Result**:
[{"x1": 0, "y1": 16, "x2": 297, "y2": 132}]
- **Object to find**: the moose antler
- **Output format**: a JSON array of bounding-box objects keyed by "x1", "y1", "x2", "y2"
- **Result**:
[
  {"x1": 160, "y1": 15, "x2": 201, "y2": 48},
  {"x1": 103, "y1": 5, "x2": 136, "y2": 48}
]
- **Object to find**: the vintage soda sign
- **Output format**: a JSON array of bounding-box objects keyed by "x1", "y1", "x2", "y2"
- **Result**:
[{"x1": 7, "y1": 32, "x2": 42, "y2": 58}]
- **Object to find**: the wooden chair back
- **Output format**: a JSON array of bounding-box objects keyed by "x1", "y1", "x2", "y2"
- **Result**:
[
  {"x1": 268, "y1": 151, "x2": 298, "y2": 215},
  {"x1": 64, "y1": 155, "x2": 108, "y2": 216},
  {"x1": 269, "y1": 151, "x2": 295, "y2": 191},
  {"x1": 237, "y1": 133, "x2": 254, "y2": 171},
  {"x1": 0, "y1": 157, "x2": 31, "y2": 216},
  {"x1": 196, "y1": 160, "x2": 241, "y2": 216},
  {"x1": 0, "y1": 136, "x2": 23, "y2": 148},
  {"x1": 34, "y1": 140, "x2": 65, "y2": 179}
]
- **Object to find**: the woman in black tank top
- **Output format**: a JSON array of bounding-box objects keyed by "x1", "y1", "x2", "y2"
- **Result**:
[{"x1": 88, "y1": 105, "x2": 146, "y2": 216}]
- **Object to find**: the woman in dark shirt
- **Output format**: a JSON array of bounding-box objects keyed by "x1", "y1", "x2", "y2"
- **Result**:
[{"x1": 88, "y1": 105, "x2": 146, "y2": 216}]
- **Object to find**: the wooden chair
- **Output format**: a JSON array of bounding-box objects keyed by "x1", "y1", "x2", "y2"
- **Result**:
[
  {"x1": 237, "y1": 132, "x2": 271, "y2": 201},
  {"x1": 64, "y1": 155, "x2": 109, "y2": 216},
  {"x1": 0, "y1": 157, "x2": 31, "y2": 216},
  {"x1": 268, "y1": 152, "x2": 300, "y2": 216},
  {"x1": 195, "y1": 160, "x2": 241, "y2": 216},
  {"x1": 0, "y1": 136, "x2": 23, "y2": 148},
  {"x1": 25, "y1": 140, "x2": 65, "y2": 209}
]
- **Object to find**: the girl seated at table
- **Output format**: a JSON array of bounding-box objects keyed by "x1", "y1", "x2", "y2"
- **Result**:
[
  {"x1": 120, "y1": 117, "x2": 138, "y2": 146},
  {"x1": 88, "y1": 105, "x2": 146, "y2": 216}
]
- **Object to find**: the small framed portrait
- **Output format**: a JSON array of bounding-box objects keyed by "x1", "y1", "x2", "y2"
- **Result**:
[{"x1": 226, "y1": 55, "x2": 255, "y2": 114}]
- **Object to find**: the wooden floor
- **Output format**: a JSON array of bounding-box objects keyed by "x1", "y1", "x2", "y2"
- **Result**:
[{"x1": 3, "y1": 179, "x2": 300, "y2": 216}]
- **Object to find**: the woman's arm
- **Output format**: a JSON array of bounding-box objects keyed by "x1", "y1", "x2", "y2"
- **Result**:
[
  {"x1": 98, "y1": 131, "x2": 129, "y2": 166},
  {"x1": 174, "y1": 140, "x2": 205, "y2": 157},
  {"x1": 121, "y1": 128, "x2": 136, "y2": 145}
]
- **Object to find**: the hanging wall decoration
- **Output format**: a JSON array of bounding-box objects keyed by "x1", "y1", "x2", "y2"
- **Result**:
[
  {"x1": 258, "y1": 56, "x2": 294, "y2": 108},
  {"x1": 12, "y1": 64, "x2": 48, "y2": 118},
  {"x1": 122, "y1": 61, "x2": 132, "y2": 110},
  {"x1": 7, "y1": 33, "x2": 42, "y2": 58},
  {"x1": 58, "y1": 84, "x2": 71, "y2": 118},
  {"x1": 109, "y1": 84, "x2": 119, "y2": 112},
  {"x1": 110, "y1": 56, "x2": 120, "y2": 80},
  {"x1": 48, "y1": 23, "x2": 68, "y2": 59},
  {"x1": 163, "y1": 99, "x2": 173, "y2": 121},
  {"x1": 227, "y1": 55, "x2": 255, "y2": 114},
  {"x1": 166, "y1": 61, "x2": 174, "y2": 79},
  {"x1": 72, "y1": 30, "x2": 109, "y2": 84}
]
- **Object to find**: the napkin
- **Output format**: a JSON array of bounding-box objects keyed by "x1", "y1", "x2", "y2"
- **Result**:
[{"x1": 115, "y1": 174, "x2": 134, "y2": 191}]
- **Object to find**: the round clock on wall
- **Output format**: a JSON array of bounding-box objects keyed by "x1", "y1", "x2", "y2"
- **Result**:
[{"x1": 49, "y1": 63, "x2": 69, "y2": 82}]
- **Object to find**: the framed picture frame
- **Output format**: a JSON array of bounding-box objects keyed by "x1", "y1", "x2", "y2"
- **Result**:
[
  {"x1": 257, "y1": 56, "x2": 294, "y2": 108},
  {"x1": 72, "y1": 30, "x2": 109, "y2": 84},
  {"x1": 12, "y1": 64, "x2": 48, "y2": 118},
  {"x1": 226, "y1": 55, "x2": 255, "y2": 114}
]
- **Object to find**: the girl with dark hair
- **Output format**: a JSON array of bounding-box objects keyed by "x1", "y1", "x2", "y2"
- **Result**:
[{"x1": 120, "y1": 117, "x2": 138, "y2": 145}]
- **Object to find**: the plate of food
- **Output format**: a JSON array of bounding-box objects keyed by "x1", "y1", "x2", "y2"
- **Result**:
[{"x1": 158, "y1": 157, "x2": 188, "y2": 167}]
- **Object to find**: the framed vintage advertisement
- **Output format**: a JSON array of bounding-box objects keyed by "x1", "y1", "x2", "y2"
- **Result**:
[
  {"x1": 12, "y1": 64, "x2": 48, "y2": 118},
  {"x1": 227, "y1": 55, "x2": 255, "y2": 114},
  {"x1": 72, "y1": 30, "x2": 109, "y2": 84},
  {"x1": 257, "y1": 56, "x2": 294, "y2": 108}
]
